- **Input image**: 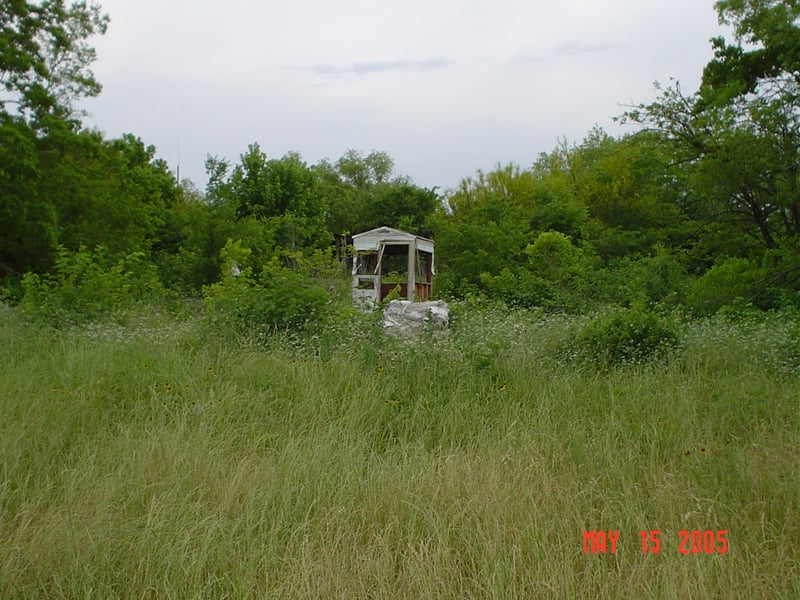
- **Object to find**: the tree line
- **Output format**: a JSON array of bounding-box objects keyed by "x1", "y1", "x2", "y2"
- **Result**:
[{"x1": 2, "y1": 0, "x2": 800, "y2": 318}]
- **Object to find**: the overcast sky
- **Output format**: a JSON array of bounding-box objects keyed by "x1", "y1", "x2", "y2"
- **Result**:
[{"x1": 81, "y1": 0, "x2": 725, "y2": 192}]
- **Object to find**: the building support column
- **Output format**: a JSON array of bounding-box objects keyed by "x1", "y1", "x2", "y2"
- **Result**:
[{"x1": 406, "y1": 240, "x2": 416, "y2": 300}]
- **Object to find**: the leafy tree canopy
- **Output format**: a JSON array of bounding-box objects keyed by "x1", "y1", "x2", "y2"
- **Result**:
[
  {"x1": 1, "y1": 0, "x2": 108, "y2": 125},
  {"x1": 702, "y1": 0, "x2": 800, "y2": 106},
  {"x1": 620, "y1": 0, "x2": 800, "y2": 259}
]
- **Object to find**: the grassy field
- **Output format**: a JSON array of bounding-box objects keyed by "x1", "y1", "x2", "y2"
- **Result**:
[{"x1": 1, "y1": 303, "x2": 798, "y2": 598}]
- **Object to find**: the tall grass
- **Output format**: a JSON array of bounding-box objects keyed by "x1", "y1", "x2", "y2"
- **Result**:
[{"x1": 1, "y1": 303, "x2": 798, "y2": 598}]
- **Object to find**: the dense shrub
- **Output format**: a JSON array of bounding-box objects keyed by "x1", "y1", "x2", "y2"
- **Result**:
[
  {"x1": 202, "y1": 241, "x2": 335, "y2": 337},
  {"x1": 687, "y1": 257, "x2": 781, "y2": 315},
  {"x1": 478, "y1": 268, "x2": 552, "y2": 309},
  {"x1": 19, "y1": 245, "x2": 163, "y2": 325},
  {"x1": 572, "y1": 304, "x2": 679, "y2": 367},
  {"x1": 590, "y1": 248, "x2": 688, "y2": 307}
]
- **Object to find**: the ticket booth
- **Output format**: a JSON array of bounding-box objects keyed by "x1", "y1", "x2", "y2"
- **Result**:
[{"x1": 351, "y1": 226, "x2": 434, "y2": 306}]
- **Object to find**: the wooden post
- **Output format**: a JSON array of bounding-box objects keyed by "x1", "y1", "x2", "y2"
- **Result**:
[{"x1": 406, "y1": 240, "x2": 415, "y2": 300}]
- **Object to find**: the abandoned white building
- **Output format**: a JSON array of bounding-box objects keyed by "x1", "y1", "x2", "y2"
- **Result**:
[{"x1": 351, "y1": 226, "x2": 434, "y2": 306}]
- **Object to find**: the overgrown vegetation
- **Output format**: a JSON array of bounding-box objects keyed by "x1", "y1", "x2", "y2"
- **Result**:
[
  {"x1": 1, "y1": 305, "x2": 798, "y2": 598},
  {"x1": 200, "y1": 240, "x2": 342, "y2": 339},
  {"x1": 2, "y1": 0, "x2": 800, "y2": 595},
  {"x1": 18, "y1": 245, "x2": 164, "y2": 325},
  {"x1": 4, "y1": 1, "x2": 800, "y2": 316},
  {"x1": 570, "y1": 303, "x2": 680, "y2": 368}
]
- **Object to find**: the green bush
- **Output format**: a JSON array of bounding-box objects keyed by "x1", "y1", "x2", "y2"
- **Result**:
[
  {"x1": 202, "y1": 242, "x2": 334, "y2": 337},
  {"x1": 687, "y1": 257, "x2": 780, "y2": 315},
  {"x1": 591, "y1": 247, "x2": 688, "y2": 307},
  {"x1": 478, "y1": 268, "x2": 552, "y2": 309},
  {"x1": 526, "y1": 230, "x2": 581, "y2": 281},
  {"x1": 572, "y1": 304, "x2": 679, "y2": 367},
  {"x1": 19, "y1": 245, "x2": 163, "y2": 325}
]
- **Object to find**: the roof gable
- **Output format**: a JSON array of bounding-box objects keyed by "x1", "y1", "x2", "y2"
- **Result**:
[{"x1": 352, "y1": 226, "x2": 433, "y2": 253}]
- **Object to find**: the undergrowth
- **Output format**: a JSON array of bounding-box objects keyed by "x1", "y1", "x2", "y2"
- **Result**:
[{"x1": 0, "y1": 302, "x2": 798, "y2": 598}]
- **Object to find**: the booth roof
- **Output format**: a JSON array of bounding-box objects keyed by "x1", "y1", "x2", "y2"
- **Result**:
[{"x1": 352, "y1": 226, "x2": 434, "y2": 254}]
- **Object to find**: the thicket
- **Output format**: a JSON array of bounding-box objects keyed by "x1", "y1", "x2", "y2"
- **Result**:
[
  {"x1": 18, "y1": 245, "x2": 164, "y2": 325},
  {"x1": 3, "y1": 0, "x2": 800, "y2": 330},
  {"x1": 201, "y1": 240, "x2": 345, "y2": 339}
]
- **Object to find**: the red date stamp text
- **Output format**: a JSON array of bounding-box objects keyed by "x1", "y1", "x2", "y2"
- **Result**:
[{"x1": 582, "y1": 530, "x2": 728, "y2": 554}]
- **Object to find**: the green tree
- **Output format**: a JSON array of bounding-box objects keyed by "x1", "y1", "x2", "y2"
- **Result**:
[
  {"x1": 1, "y1": 0, "x2": 112, "y2": 282},
  {"x1": 626, "y1": 82, "x2": 799, "y2": 255},
  {"x1": 701, "y1": 0, "x2": 800, "y2": 107},
  {"x1": 1, "y1": 0, "x2": 108, "y2": 124},
  {"x1": 335, "y1": 148, "x2": 394, "y2": 188},
  {"x1": 213, "y1": 145, "x2": 330, "y2": 253},
  {"x1": 570, "y1": 129, "x2": 692, "y2": 260},
  {"x1": 318, "y1": 149, "x2": 438, "y2": 236},
  {"x1": 0, "y1": 115, "x2": 57, "y2": 277},
  {"x1": 314, "y1": 157, "x2": 362, "y2": 236},
  {"x1": 528, "y1": 152, "x2": 587, "y2": 238},
  {"x1": 35, "y1": 130, "x2": 180, "y2": 255},
  {"x1": 619, "y1": 0, "x2": 800, "y2": 304},
  {"x1": 432, "y1": 164, "x2": 543, "y2": 297},
  {"x1": 526, "y1": 231, "x2": 584, "y2": 283},
  {"x1": 366, "y1": 183, "x2": 437, "y2": 234}
]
